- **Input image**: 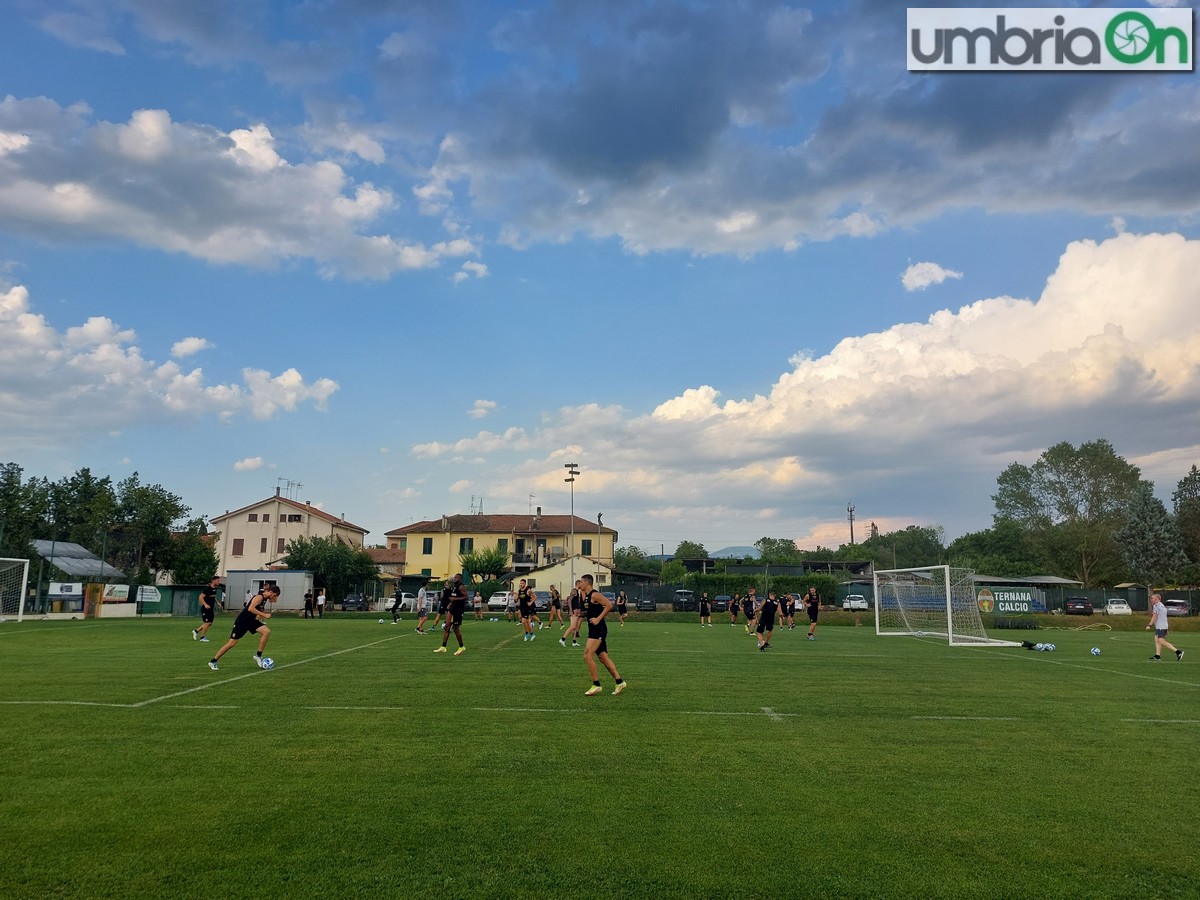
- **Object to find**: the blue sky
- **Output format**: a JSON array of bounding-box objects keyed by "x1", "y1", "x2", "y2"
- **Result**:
[{"x1": 2, "y1": 0, "x2": 1198, "y2": 557}]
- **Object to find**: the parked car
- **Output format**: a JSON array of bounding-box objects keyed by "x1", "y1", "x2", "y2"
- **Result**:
[
  {"x1": 385, "y1": 592, "x2": 418, "y2": 612},
  {"x1": 1165, "y1": 599, "x2": 1190, "y2": 617},
  {"x1": 634, "y1": 594, "x2": 657, "y2": 612},
  {"x1": 533, "y1": 591, "x2": 552, "y2": 612},
  {"x1": 713, "y1": 595, "x2": 731, "y2": 613},
  {"x1": 1102, "y1": 599, "x2": 1132, "y2": 616},
  {"x1": 341, "y1": 593, "x2": 368, "y2": 611},
  {"x1": 843, "y1": 594, "x2": 869, "y2": 612},
  {"x1": 487, "y1": 591, "x2": 514, "y2": 612},
  {"x1": 672, "y1": 589, "x2": 696, "y2": 612},
  {"x1": 1063, "y1": 597, "x2": 1094, "y2": 616}
]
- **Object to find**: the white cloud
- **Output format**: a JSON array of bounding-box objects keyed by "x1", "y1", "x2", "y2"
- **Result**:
[
  {"x1": 467, "y1": 399, "x2": 497, "y2": 419},
  {"x1": 901, "y1": 261, "x2": 964, "y2": 292},
  {"x1": 0, "y1": 98, "x2": 477, "y2": 280},
  {"x1": 171, "y1": 337, "x2": 212, "y2": 358},
  {"x1": 413, "y1": 233, "x2": 1200, "y2": 540},
  {"x1": 234, "y1": 457, "x2": 266, "y2": 472},
  {"x1": 451, "y1": 261, "x2": 490, "y2": 284},
  {"x1": 0, "y1": 282, "x2": 340, "y2": 451}
]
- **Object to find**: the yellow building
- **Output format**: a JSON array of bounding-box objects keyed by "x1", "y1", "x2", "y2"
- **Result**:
[
  {"x1": 385, "y1": 511, "x2": 616, "y2": 582},
  {"x1": 211, "y1": 489, "x2": 369, "y2": 577}
]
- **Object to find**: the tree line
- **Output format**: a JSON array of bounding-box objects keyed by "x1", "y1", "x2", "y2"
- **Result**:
[{"x1": 617, "y1": 440, "x2": 1200, "y2": 589}]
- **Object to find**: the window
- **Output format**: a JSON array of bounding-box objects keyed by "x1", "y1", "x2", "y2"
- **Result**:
[
  {"x1": 248, "y1": 513, "x2": 258, "y2": 522},
  {"x1": 232, "y1": 538, "x2": 244, "y2": 556},
  {"x1": 422, "y1": 537, "x2": 433, "y2": 554},
  {"x1": 497, "y1": 538, "x2": 508, "y2": 553},
  {"x1": 459, "y1": 537, "x2": 474, "y2": 553},
  {"x1": 598, "y1": 574, "x2": 608, "y2": 585},
  {"x1": 260, "y1": 538, "x2": 268, "y2": 553},
  {"x1": 389, "y1": 542, "x2": 399, "y2": 550},
  {"x1": 581, "y1": 539, "x2": 593, "y2": 556},
  {"x1": 262, "y1": 514, "x2": 270, "y2": 522},
  {"x1": 421, "y1": 568, "x2": 431, "y2": 577},
  {"x1": 277, "y1": 538, "x2": 286, "y2": 554},
  {"x1": 287, "y1": 514, "x2": 302, "y2": 523}
]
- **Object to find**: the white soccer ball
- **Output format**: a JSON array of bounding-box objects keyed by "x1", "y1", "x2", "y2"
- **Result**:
[
  {"x1": 261, "y1": 657, "x2": 274, "y2": 670},
  {"x1": 378, "y1": 618, "x2": 385, "y2": 624},
  {"x1": 1046, "y1": 643, "x2": 1056, "y2": 652},
  {"x1": 1091, "y1": 647, "x2": 1101, "y2": 656},
  {"x1": 1035, "y1": 642, "x2": 1045, "y2": 651}
]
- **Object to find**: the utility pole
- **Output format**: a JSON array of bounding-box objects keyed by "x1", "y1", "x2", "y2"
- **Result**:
[
  {"x1": 847, "y1": 500, "x2": 856, "y2": 545},
  {"x1": 564, "y1": 464, "x2": 579, "y2": 588}
]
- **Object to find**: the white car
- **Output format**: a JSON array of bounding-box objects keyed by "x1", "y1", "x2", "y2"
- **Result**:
[
  {"x1": 843, "y1": 594, "x2": 869, "y2": 612},
  {"x1": 385, "y1": 592, "x2": 418, "y2": 612},
  {"x1": 1102, "y1": 599, "x2": 1132, "y2": 616},
  {"x1": 487, "y1": 591, "x2": 514, "y2": 612}
]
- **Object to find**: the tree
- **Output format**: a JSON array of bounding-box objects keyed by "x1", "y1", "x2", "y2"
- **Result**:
[
  {"x1": 861, "y1": 525, "x2": 946, "y2": 570},
  {"x1": 1114, "y1": 482, "x2": 1188, "y2": 587},
  {"x1": 171, "y1": 519, "x2": 221, "y2": 584},
  {"x1": 754, "y1": 537, "x2": 802, "y2": 565},
  {"x1": 673, "y1": 540, "x2": 708, "y2": 559},
  {"x1": 114, "y1": 473, "x2": 191, "y2": 583},
  {"x1": 992, "y1": 439, "x2": 1142, "y2": 586},
  {"x1": 459, "y1": 545, "x2": 510, "y2": 582},
  {"x1": 283, "y1": 535, "x2": 378, "y2": 600},
  {"x1": 614, "y1": 545, "x2": 661, "y2": 575},
  {"x1": 1173, "y1": 465, "x2": 1200, "y2": 566},
  {"x1": 948, "y1": 519, "x2": 1049, "y2": 577},
  {"x1": 659, "y1": 559, "x2": 686, "y2": 584}
]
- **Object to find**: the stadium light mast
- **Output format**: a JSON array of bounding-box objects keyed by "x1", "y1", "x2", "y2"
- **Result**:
[{"x1": 565, "y1": 463, "x2": 579, "y2": 588}]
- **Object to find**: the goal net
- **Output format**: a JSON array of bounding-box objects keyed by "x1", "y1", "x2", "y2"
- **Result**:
[
  {"x1": 873, "y1": 565, "x2": 1019, "y2": 647},
  {"x1": 0, "y1": 558, "x2": 30, "y2": 623}
]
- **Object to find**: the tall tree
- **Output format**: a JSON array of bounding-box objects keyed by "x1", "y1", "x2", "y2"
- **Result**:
[
  {"x1": 1172, "y1": 465, "x2": 1200, "y2": 565},
  {"x1": 992, "y1": 439, "x2": 1141, "y2": 586},
  {"x1": 283, "y1": 535, "x2": 378, "y2": 600},
  {"x1": 948, "y1": 519, "x2": 1049, "y2": 577},
  {"x1": 1114, "y1": 481, "x2": 1188, "y2": 588},
  {"x1": 673, "y1": 540, "x2": 708, "y2": 559},
  {"x1": 754, "y1": 537, "x2": 802, "y2": 565},
  {"x1": 171, "y1": 519, "x2": 221, "y2": 584},
  {"x1": 459, "y1": 545, "x2": 510, "y2": 582},
  {"x1": 861, "y1": 525, "x2": 946, "y2": 570},
  {"x1": 614, "y1": 545, "x2": 661, "y2": 575},
  {"x1": 113, "y1": 473, "x2": 191, "y2": 583}
]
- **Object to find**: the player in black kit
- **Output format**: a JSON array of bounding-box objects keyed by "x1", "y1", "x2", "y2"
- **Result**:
[
  {"x1": 756, "y1": 590, "x2": 780, "y2": 651},
  {"x1": 208, "y1": 583, "x2": 276, "y2": 670},
  {"x1": 434, "y1": 574, "x2": 468, "y2": 656},
  {"x1": 192, "y1": 575, "x2": 222, "y2": 642},
  {"x1": 580, "y1": 575, "x2": 626, "y2": 696}
]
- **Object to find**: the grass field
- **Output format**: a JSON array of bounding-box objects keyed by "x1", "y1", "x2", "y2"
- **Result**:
[{"x1": 1, "y1": 612, "x2": 1197, "y2": 899}]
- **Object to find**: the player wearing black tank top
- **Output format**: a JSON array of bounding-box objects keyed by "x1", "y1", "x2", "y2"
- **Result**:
[{"x1": 580, "y1": 574, "x2": 627, "y2": 696}]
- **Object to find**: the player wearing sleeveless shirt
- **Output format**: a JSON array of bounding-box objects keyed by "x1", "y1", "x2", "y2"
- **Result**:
[
  {"x1": 580, "y1": 574, "x2": 627, "y2": 696},
  {"x1": 516, "y1": 579, "x2": 536, "y2": 641},
  {"x1": 743, "y1": 589, "x2": 758, "y2": 634},
  {"x1": 434, "y1": 574, "x2": 469, "y2": 656},
  {"x1": 561, "y1": 587, "x2": 584, "y2": 647},
  {"x1": 804, "y1": 586, "x2": 820, "y2": 640},
  {"x1": 208, "y1": 584, "x2": 276, "y2": 670},
  {"x1": 756, "y1": 590, "x2": 780, "y2": 651},
  {"x1": 546, "y1": 584, "x2": 564, "y2": 628},
  {"x1": 192, "y1": 575, "x2": 222, "y2": 642},
  {"x1": 729, "y1": 593, "x2": 741, "y2": 626}
]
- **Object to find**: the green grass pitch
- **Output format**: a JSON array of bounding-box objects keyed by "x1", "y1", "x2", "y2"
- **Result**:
[{"x1": 1, "y1": 613, "x2": 1196, "y2": 899}]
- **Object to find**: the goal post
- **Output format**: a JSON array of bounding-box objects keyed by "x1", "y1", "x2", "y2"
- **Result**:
[
  {"x1": 873, "y1": 565, "x2": 1020, "y2": 647},
  {"x1": 0, "y1": 558, "x2": 31, "y2": 623}
]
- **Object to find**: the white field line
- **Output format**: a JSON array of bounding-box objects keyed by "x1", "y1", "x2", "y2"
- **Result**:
[
  {"x1": 1121, "y1": 719, "x2": 1200, "y2": 724},
  {"x1": 0, "y1": 625, "x2": 105, "y2": 637},
  {"x1": 761, "y1": 707, "x2": 783, "y2": 722},
  {"x1": 305, "y1": 706, "x2": 409, "y2": 711},
  {"x1": 913, "y1": 716, "x2": 1021, "y2": 721}
]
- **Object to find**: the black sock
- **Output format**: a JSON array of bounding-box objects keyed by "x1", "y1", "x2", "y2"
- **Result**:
[
  {"x1": 615, "y1": 678, "x2": 623, "y2": 685},
  {"x1": 593, "y1": 680, "x2": 601, "y2": 686}
]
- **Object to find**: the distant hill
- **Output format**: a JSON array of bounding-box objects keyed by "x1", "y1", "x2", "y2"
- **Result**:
[{"x1": 710, "y1": 545, "x2": 761, "y2": 559}]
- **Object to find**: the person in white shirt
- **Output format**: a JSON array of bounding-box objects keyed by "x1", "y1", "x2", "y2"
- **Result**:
[{"x1": 1146, "y1": 593, "x2": 1184, "y2": 662}]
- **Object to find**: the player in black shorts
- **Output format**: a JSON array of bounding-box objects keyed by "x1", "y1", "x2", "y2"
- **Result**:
[
  {"x1": 192, "y1": 575, "x2": 222, "y2": 643},
  {"x1": 729, "y1": 593, "x2": 741, "y2": 626},
  {"x1": 430, "y1": 590, "x2": 450, "y2": 632},
  {"x1": 804, "y1": 586, "x2": 820, "y2": 640},
  {"x1": 434, "y1": 574, "x2": 469, "y2": 656},
  {"x1": 616, "y1": 590, "x2": 629, "y2": 626},
  {"x1": 756, "y1": 590, "x2": 780, "y2": 651},
  {"x1": 561, "y1": 587, "x2": 584, "y2": 647},
  {"x1": 697, "y1": 591, "x2": 711, "y2": 627},
  {"x1": 580, "y1": 575, "x2": 626, "y2": 696},
  {"x1": 546, "y1": 585, "x2": 564, "y2": 629},
  {"x1": 743, "y1": 589, "x2": 758, "y2": 634},
  {"x1": 516, "y1": 579, "x2": 536, "y2": 642},
  {"x1": 208, "y1": 584, "x2": 276, "y2": 670},
  {"x1": 783, "y1": 593, "x2": 797, "y2": 630}
]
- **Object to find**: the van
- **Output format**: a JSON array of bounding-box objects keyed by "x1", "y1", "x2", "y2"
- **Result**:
[{"x1": 672, "y1": 590, "x2": 695, "y2": 612}]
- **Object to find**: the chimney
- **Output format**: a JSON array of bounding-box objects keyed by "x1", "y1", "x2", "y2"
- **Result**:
[
  {"x1": 275, "y1": 486, "x2": 281, "y2": 497},
  {"x1": 536, "y1": 506, "x2": 541, "y2": 516}
]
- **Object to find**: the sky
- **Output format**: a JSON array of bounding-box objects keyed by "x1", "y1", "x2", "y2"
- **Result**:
[{"x1": 1, "y1": 0, "x2": 1199, "y2": 558}]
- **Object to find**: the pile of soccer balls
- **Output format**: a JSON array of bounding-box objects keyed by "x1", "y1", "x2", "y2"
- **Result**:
[{"x1": 1033, "y1": 642, "x2": 1057, "y2": 652}]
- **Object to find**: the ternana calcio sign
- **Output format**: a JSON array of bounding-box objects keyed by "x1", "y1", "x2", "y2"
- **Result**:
[{"x1": 908, "y1": 7, "x2": 1193, "y2": 72}]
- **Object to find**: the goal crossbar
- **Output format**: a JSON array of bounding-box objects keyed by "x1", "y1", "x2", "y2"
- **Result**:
[{"x1": 873, "y1": 565, "x2": 1020, "y2": 647}]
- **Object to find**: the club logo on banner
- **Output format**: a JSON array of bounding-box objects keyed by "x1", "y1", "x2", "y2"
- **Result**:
[
  {"x1": 907, "y1": 8, "x2": 1193, "y2": 72},
  {"x1": 977, "y1": 589, "x2": 995, "y2": 614}
]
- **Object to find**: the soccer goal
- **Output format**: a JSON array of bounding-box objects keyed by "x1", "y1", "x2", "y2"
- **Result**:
[
  {"x1": 0, "y1": 558, "x2": 31, "y2": 623},
  {"x1": 873, "y1": 565, "x2": 1020, "y2": 647}
]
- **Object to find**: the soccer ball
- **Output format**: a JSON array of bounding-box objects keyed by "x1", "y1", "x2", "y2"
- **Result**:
[
  {"x1": 378, "y1": 618, "x2": 385, "y2": 624},
  {"x1": 261, "y1": 657, "x2": 274, "y2": 670},
  {"x1": 1091, "y1": 647, "x2": 1101, "y2": 656},
  {"x1": 1046, "y1": 643, "x2": 1056, "y2": 652},
  {"x1": 1035, "y1": 642, "x2": 1045, "y2": 651}
]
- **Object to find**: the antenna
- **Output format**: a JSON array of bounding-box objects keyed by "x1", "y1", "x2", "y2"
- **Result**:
[
  {"x1": 275, "y1": 478, "x2": 304, "y2": 500},
  {"x1": 528, "y1": 494, "x2": 535, "y2": 515}
]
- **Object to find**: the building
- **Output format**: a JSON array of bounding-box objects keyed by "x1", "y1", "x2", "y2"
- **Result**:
[
  {"x1": 514, "y1": 554, "x2": 616, "y2": 591},
  {"x1": 385, "y1": 510, "x2": 616, "y2": 582},
  {"x1": 210, "y1": 489, "x2": 369, "y2": 577}
]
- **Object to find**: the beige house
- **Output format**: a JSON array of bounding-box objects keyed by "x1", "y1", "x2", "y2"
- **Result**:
[
  {"x1": 211, "y1": 489, "x2": 369, "y2": 577},
  {"x1": 385, "y1": 511, "x2": 616, "y2": 582}
]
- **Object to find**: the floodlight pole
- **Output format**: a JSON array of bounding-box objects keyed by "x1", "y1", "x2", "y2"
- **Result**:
[{"x1": 565, "y1": 463, "x2": 579, "y2": 588}]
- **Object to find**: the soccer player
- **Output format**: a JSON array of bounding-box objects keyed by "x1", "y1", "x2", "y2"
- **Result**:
[
  {"x1": 1146, "y1": 592, "x2": 1184, "y2": 661},
  {"x1": 743, "y1": 588, "x2": 758, "y2": 634},
  {"x1": 580, "y1": 574, "x2": 626, "y2": 696},
  {"x1": 729, "y1": 593, "x2": 741, "y2": 626},
  {"x1": 561, "y1": 586, "x2": 584, "y2": 647},
  {"x1": 473, "y1": 591, "x2": 484, "y2": 620},
  {"x1": 616, "y1": 590, "x2": 629, "y2": 626},
  {"x1": 546, "y1": 585, "x2": 565, "y2": 628},
  {"x1": 697, "y1": 591, "x2": 711, "y2": 627},
  {"x1": 757, "y1": 590, "x2": 780, "y2": 651},
  {"x1": 192, "y1": 575, "x2": 222, "y2": 643},
  {"x1": 517, "y1": 579, "x2": 536, "y2": 641},
  {"x1": 434, "y1": 574, "x2": 469, "y2": 656},
  {"x1": 430, "y1": 586, "x2": 450, "y2": 632},
  {"x1": 415, "y1": 585, "x2": 431, "y2": 634},
  {"x1": 782, "y1": 593, "x2": 797, "y2": 630},
  {"x1": 804, "y1": 586, "x2": 820, "y2": 640},
  {"x1": 208, "y1": 584, "x2": 276, "y2": 670}
]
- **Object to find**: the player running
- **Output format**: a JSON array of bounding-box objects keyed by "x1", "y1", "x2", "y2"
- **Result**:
[
  {"x1": 208, "y1": 583, "x2": 276, "y2": 670},
  {"x1": 580, "y1": 575, "x2": 626, "y2": 696},
  {"x1": 757, "y1": 590, "x2": 780, "y2": 651},
  {"x1": 561, "y1": 586, "x2": 584, "y2": 647},
  {"x1": 546, "y1": 585, "x2": 565, "y2": 628},
  {"x1": 517, "y1": 579, "x2": 537, "y2": 641},
  {"x1": 192, "y1": 575, "x2": 222, "y2": 643},
  {"x1": 434, "y1": 574, "x2": 469, "y2": 656},
  {"x1": 743, "y1": 588, "x2": 758, "y2": 634},
  {"x1": 804, "y1": 586, "x2": 820, "y2": 640}
]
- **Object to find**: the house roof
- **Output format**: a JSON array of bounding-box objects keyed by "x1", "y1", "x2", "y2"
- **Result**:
[
  {"x1": 212, "y1": 494, "x2": 369, "y2": 534},
  {"x1": 366, "y1": 547, "x2": 406, "y2": 565},
  {"x1": 386, "y1": 514, "x2": 616, "y2": 537}
]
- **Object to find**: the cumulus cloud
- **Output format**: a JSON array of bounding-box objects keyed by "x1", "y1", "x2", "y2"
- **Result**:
[
  {"x1": 411, "y1": 233, "x2": 1200, "y2": 540},
  {"x1": 901, "y1": 261, "x2": 963, "y2": 292},
  {"x1": 171, "y1": 337, "x2": 211, "y2": 358},
  {"x1": 234, "y1": 456, "x2": 267, "y2": 472},
  {"x1": 0, "y1": 98, "x2": 476, "y2": 280},
  {"x1": 467, "y1": 399, "x2": 496, "y2": 419},
  {"x1": 0, "y1": 282, "x2": 340, "y2": 452}
]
